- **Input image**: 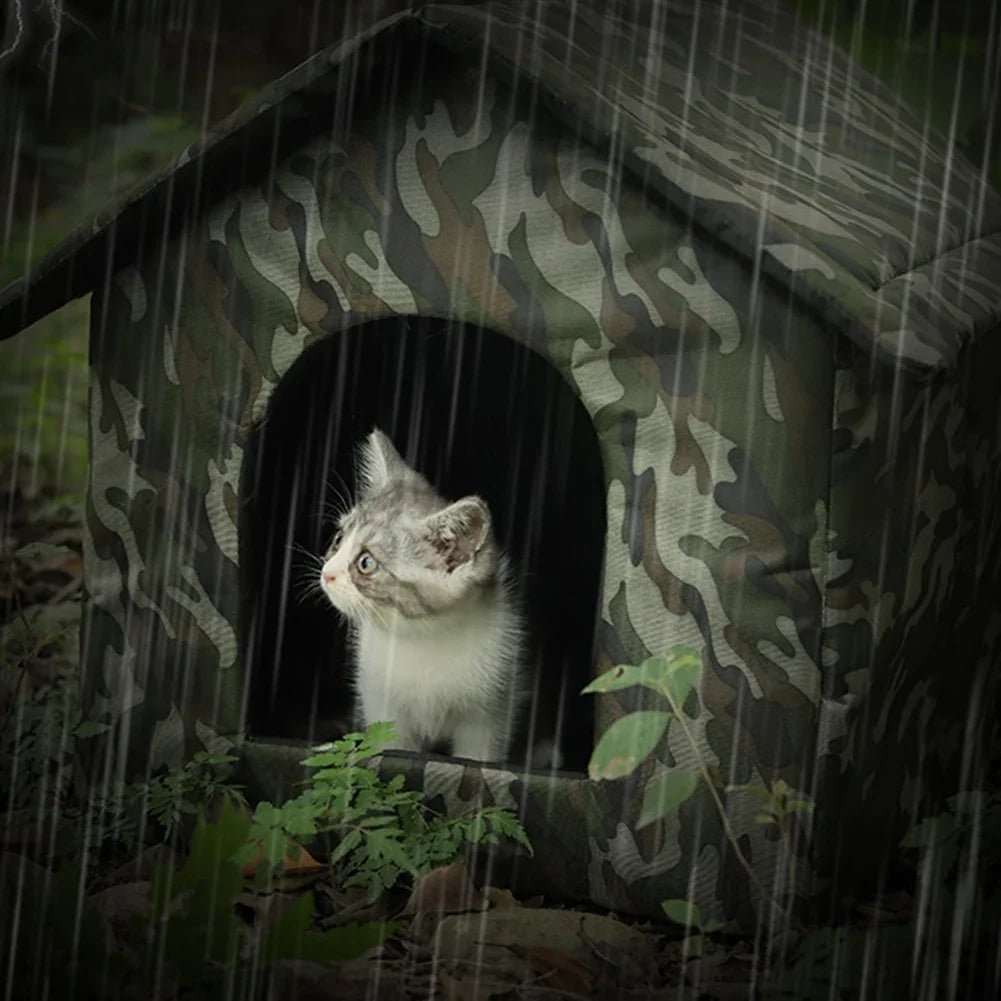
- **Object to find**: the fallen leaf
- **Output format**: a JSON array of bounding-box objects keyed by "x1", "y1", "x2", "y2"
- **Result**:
[
  {"x1": 433, "y1": 908, "x2": 655, "y2": 972},
  {"x1": 437, "y1": 967, "x2": 515, "y2": 1000},
  {"x1": 240, "y1": 840, "x2": 325, "y2": 881},
  {"x1": 404, "y1": 861, "x2": 491, "y2": 942},
  {"x1": 483, "y1": 885, "x2": 520, "y2": 910},
  {"x1": 403, "y1": 861, "x2": 488, "y2": 918},
  {"x1": 516, "y1": 945, "x2": 595, "y2": 995}
]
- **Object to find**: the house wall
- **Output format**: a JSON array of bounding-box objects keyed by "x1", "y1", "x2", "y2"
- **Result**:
[
  {"x1": 85, "y1": 53, "x2": 849, "y2": 924},
  {"x1": 813, "y1": 320, "x2": 1001, "y2": 890}
]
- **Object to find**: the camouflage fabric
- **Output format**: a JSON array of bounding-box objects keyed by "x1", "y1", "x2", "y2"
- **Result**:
[
  {"x1": 4, "y1": 0, "x2": 1001, "y2": 927},
  {"x1": 812, "y1": 323, "x2": 1001, "y2": 890}
]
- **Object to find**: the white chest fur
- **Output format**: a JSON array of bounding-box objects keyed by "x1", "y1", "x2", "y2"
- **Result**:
[{"x1": 353, "y1": 594, "x2": 522, "y2": 760}]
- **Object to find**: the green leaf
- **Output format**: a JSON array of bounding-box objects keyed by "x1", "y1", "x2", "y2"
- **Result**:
[
  {"x1": 72, "y1": 720, "x2": 111, "y2": 739},
  {"x1": 329, "y1": 828, "x2": 364, "y2": 866},
  {"x1": 582, "y1": 658, "x2": 673, "y2": 695},
  {"x1": 660, "y1": 657, "x2": 701, "y2": 714},
  {"x1": 352, "y1": 721, "x2": 397, "y2": 754},
  {"x1": 588, "y1": 711, "x2": 670, "y2": 780},
  {"x1": 480, "y1": 808, "x2": 533, "y2": 855},
  {"x1": 359, "y1": 814, "x2": 397, "y2": 828},
  {"x1": 231, "y1": 841, "x2": 261, "y2": 867},
  {"x1": 260, "y1": 892, "x2": 393, "y2": 965},
  {"x1": 367, "y1": 829, "x2": 415, "y2": 873},
  {"x1": 151, "y1": 801, "x2": 251, "y2": 976},
  {"x1": 662, "y1": 898, "x2": 702, "y2": 929},
  {"x1": 785, "y1": 797, "x2": 815, "y2": 816},
  {"x1": 252, "y1": 801, "x2": 283, "y2": 828},
  {"x1": 637, "y1": 769, "x2": 699, "y2": 829},
  {"x1": 282, "y1": 809, "x2": 319, "y2": 839},
  {"x1": 175, "y1": 800, "x2": 251, "y2": 891},
  {"x1": 582, "y1": 648, "x2": 701, "y2": 702}
]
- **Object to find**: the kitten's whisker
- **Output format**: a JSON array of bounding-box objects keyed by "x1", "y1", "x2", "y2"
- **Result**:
[
  {"x1": 325, "y1": 470, "x2": 355, "y2": 511},
  {"x1": 289, "y1": 542, "x2": 324, "y2": 566},
  {"x1": 317, "y1": 500, "x2": 347, "y2": 524},
  {"x1": 294, "y1": 578, "x2": 331, "y2": 607},
  {"x1": 310, "y1": 495, "x2": 348, "y2": 522},
  {"x1": 292, "y1": 568, "x2": 324, "y2": 597},
  {"x1": 323, "y1": 494, "x2": 349, "y2": 519}
]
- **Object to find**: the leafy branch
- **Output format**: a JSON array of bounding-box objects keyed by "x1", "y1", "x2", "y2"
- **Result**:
[
  {"x1": 236, "y1": 722, "x2": 532, "y2": 900},
  {"x1": 583, "y1": 647, "x2": 808, "y2": 928},
  {"x1": 148, "y1": 799, "x2": 393, "y2": 993}
]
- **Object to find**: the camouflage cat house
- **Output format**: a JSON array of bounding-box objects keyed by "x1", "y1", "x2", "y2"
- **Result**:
[{"x1": 3, "y1": 0, "x2": 1000, "y2": 928}]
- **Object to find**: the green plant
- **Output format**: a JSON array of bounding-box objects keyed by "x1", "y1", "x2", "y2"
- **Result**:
[
  {"x1": 730, "y1": 777, "x2": 815, "y2": 851},
  {"x1": 144, "y1": 750, "x2": 248, "y2": 843},
  {"x1": 1, "y1": 609, "x2": 248, "y2": 866},
  {"x1": 895, "y1": 791, "x2": 1001, "y2": 997},
  {"x1": 0, "y1": 608, "x2": 108, "y2": 819},
  {"x1": 145, "y1": 800, "x2": 395, "y2": 996},
  {"x1": 79, "y1": 748, "x2": 250, "y2": 864},
  {"x1": 583, "y1": 647, "x2": 810, "y2": 928},
  {"x1": 237, "y1": 722, "x2": 532, "y2": 900},
  {"x1": 582, "y1": 647, "x2": 705, "y2": 823},
  {"x1": 661, "y1": 898, "x2": 726, "y2": 957},
  {"x1": 0, "y1": 800, "x2": 396, "y2": 999}
]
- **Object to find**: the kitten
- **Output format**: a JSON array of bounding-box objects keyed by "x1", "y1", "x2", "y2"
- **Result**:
[{"x1": 319, "y1": 428, "x2": 526, "y2": 763}]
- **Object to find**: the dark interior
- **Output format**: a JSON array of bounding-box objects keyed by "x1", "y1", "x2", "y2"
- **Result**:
[{"x1": 239, "y1": 315, "x2": 605, "y2": 771}]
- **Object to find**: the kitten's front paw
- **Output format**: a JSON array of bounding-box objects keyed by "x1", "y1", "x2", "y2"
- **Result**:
[{"x1": 451, "y1": 718, "x2": 503, "y2": 764}]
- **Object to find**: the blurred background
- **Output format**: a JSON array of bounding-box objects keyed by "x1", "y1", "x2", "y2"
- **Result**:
[{"x1": 0, "y1": 0, "x2": 998, "y2": 500}]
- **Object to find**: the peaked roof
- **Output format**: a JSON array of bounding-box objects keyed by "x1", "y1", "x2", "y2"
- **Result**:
[{"x1": 3, "y1": 0, "x2": 999, "y2": 378}]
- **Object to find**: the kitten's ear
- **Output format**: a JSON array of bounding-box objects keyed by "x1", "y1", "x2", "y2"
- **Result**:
[
  {"x1": 358, "y1": 428, "x2": 407, "y2": 497},
  {"x1": 424, "y1": 496, "x2": 491, "y2": 572}
]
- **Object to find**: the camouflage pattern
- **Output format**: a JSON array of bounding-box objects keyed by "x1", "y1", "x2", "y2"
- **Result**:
[
  {"x1": 3, "y1": 1, "x2": 1001, "y2": 927},
  {"x1": 811, "y1": 323, "x2": 1001, "y2": 891}
]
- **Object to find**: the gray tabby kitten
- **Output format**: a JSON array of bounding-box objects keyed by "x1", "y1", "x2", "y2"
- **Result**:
[{"x1": 319, "y1": 429, "x2": 526, "y2": 762}]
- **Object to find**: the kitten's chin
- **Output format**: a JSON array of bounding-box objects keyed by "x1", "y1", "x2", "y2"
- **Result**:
[{"x1": 321, "y1": 587, "x2": 360, "y2": 622}]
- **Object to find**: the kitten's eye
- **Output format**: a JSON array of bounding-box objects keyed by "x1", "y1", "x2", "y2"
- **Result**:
[
  {"x1": 355, "y1": 551, "x2": 378, "y2": 575},
  {"x1": 331, "y1": 530, "x2": 344, "y2": 552}
]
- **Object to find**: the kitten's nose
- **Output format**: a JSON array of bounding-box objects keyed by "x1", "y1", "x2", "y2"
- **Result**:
[{"x1": 323, "y1": 570, "x2": 336, "y2": 584}]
